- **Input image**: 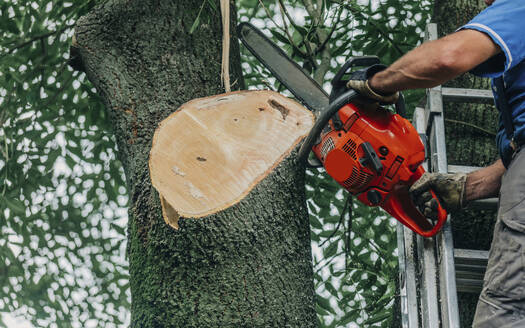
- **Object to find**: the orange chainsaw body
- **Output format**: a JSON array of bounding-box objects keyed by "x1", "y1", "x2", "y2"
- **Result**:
[{"x1": 312, "y1": 103, "x2": 447, "y2": 237}]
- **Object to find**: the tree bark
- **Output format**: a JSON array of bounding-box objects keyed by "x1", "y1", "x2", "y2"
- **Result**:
[
  {"x1": 433, "y1": 1, "x2": 499, "y2": 325},
  {"x1": 72, "y1": 0, "x2": 317, "y2": 326}
]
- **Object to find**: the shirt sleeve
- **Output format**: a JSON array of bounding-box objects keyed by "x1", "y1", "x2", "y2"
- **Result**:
[{"x1": 458, "y1": 0, "x2": 525, "y2": 78}]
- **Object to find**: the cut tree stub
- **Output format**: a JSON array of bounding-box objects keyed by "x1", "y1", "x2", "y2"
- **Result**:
[{"x1": 149, "y1": 90, "x2": 314, "y2": 228}]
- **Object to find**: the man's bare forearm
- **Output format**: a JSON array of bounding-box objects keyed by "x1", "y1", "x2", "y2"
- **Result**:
[
  {"x1": 368, "y1": 29, "x2": 501, "y2": 94},
  {"x1": 465, "y1": 159, "x2": 505, "y2": 202}
]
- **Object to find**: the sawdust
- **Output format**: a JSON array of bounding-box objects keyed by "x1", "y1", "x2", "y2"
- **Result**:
[
  {"x1": 185, "y1": 181, "x2": 205, "y2": 200},
  {"x1": 172, "y1": 165, "x2": 186, "y2": 176}
]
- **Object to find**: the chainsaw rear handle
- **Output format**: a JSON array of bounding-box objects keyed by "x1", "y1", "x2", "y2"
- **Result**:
[{"x1": 384, "y1": 166, "x2": 448, "y2": 237}]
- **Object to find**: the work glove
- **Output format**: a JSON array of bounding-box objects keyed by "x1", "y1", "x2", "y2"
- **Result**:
[
  {"x1": 345, "y1": 64, "x2": 399, "y2": 105},
  {"x1": 409, "y1": 172, "x2": 468, "y2": 219}
]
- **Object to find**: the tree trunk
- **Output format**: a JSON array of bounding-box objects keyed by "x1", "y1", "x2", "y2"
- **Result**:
[
  {"x1": 433, "y1": 1, "x2": 499, "y2": 325},
  {"x1": 72, "y1": 1, "x2": 317, "y2": 326}
]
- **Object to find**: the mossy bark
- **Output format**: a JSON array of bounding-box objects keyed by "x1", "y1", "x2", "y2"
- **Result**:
[
  {"x1": 72, "y1": 1, "x2": 317, "y2": 327},
  {"x1": 433, "y1": 1, "x2": 499, "y2": 325}
]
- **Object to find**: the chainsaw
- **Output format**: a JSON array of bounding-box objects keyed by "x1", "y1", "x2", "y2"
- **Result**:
[{"x1": 238, "y1": 23, "x2": 447, "y2": 237}]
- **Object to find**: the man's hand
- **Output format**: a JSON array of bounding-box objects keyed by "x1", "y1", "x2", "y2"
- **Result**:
[
  {"x1": 345, "y1": 64, "x2": 399, "y2": 104},
  {"x1": 409, "y1": 172, "x2": 467, "y2": 219}
]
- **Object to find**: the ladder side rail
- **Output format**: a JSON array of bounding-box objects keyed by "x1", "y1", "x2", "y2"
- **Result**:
[
  {"x1": 397, "y1": 222, "x2": 420, "y2": 328},
  {"x1": 414, "y1": 104, "x2": 441, "y2": 328},
  {"x1": 396, "y1": 107, "x2": 430, "y2": 328},
  {"x1": 428, "y1": 98, "x2": 460, "y2": 328},
  {"x1": 416, "y1": 234, "x2": 441, "y2": 328},
  {"x1": 426, "y1": 22, "x2": 461, "y2": 328}
]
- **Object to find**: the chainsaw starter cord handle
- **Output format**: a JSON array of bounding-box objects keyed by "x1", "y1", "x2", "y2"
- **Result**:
[{"x1": 298, "y1": 89, "x2": 359, "y2": 164}]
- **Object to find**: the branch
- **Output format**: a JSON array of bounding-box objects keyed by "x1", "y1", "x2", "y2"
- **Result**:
[
  {"x1": 317, "y1": 0, "x2": 323, "y2": 16},
  {"x1": 276, "y1": 0, "x2": 316, "y2": 68},
  {"x1": 313, "y1": 7, "x2": 343, "y2": 56},
  {"x1": 314, "y1": 249, "x2": 345, "y2": 273},
  {"x1": 1, "y1": 26, "x2": 69, "y2": 57},
  {"x1": 319, "y1": 194, "x2": 350, "y2": 247},
  {"x1": 1, "y1": 136, "x2": 9, "y2": 196},
  {"x1": 258, "y1": 1, "x2": 299, "y2": 58},
  {"x1": 342, "y1": 2, "x2": 405, "y2": 56},
  {"x1": 444, "y1": 118, "x2": 496, "y2": 137},
  {"x1": 303, "y1": 0, "x2": 319, "y2": 26},
  {"x1": 43, "y1": 72, "x2": 75, "y2": 109},
  {"x1": 303, "y1": 0, "x2": 333, "y2": 84}
]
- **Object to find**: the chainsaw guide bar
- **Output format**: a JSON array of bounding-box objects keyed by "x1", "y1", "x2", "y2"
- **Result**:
[{"x1": 238, "y1": 22, "x2": 329, "y2": 114}]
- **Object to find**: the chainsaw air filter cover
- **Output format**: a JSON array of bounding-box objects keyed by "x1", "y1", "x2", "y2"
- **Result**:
[{"x1": 314, "y1": 102, "x2": 425, "y2": 199}]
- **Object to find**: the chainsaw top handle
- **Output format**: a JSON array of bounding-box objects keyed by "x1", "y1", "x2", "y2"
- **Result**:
[
  {"x1": 331, "y1": 56, "x2": 406, "y2": 118},
  {"x1": 331, "y1": 56, "x2": 381, "y2": 95}
]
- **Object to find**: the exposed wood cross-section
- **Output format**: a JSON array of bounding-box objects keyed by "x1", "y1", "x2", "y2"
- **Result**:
[{"x1": 149, "y1": 90, "x2": 314, "y2": 228}]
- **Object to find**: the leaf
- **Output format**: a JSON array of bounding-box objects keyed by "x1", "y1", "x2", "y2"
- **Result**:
[
  {"x1": 319, "y1": 229, "x2": 339, "y2": 238},
  {"x1": 5, "y1": 197, "x2": 26, "y2": 215},
  {"x1": 323, "y1": 242, "x2": 338, "y2": 258},
  {"x1": 363, "y1": 310, "x2": 391, "y2": 325},
  {"x1": 189, "y1": 15, "x2": 201, "y2": 35},
  {"x1": 45, "y1": 149, "x2": 61, "y2": 172},
  {"x1": 190, "y1": 0, "x2": 206, "y2": 35},
  {"x1": 294, "y1": 25, "x2": 309, "y2": 37},
  {"x1": 104, "y1": 180, "x2": 117, "y2": 201},
  {"x1": 338, "y1": 309, "x2": 359, "y2": 326},
  {"x1": 270, "y1": 29, "x2": 289, "y2": 45},
  {"x1": 315, "y1": 303, "x2": 330, "y2": 316},
  {"x1": 111, "y1": 223, "x2": 125, "y2": 235},
  {"x1": 6, "y1": 19, "x2": 20, "y2": 34},
  {"x1": 327, "y1": 214, "x2": 345, "y2": 225},
  {"x1": 310, "y1": 215, "x2": 323, "y2": 229},
  {"x1": 324, "y1": 281, "x2": 338, "y2": 297},
  {"x1": 23, "y1": 17, "x2": 32, "y2": 36},
  {"x1": 316, "y1": 295, "x2": 335, "y2": 314},
  {"x1": 205, "y1": 0, "x2": 217, "y2": 11}
]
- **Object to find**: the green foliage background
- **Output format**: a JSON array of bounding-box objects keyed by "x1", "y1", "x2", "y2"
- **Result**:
[
  {"x1": 1, "y1": 0, "x2": 430, "y2": 327},
  {"x1": 0, "y1": 0, "x2": 129, "y2": 327}
]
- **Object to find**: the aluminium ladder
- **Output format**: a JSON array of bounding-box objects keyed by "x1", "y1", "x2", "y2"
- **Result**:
[{"x1": 396, "y1": 23, "x2": 497, "y2": 328}]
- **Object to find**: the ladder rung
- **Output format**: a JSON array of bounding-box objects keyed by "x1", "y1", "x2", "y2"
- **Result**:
[
  {"x1": 442, "y1": 87, "x2": 493, "y2": 104},
  {"x1": 456, "y1": 278, "x2": 484, "y2": 294},
  {"x1": 454, "y1": 248, "x2": 488, "y2": 293},
  {"x1": 469, "y1": 198, "x2": 498, "y2": 210},
  {"x1": 456, "y1": 265, "x2": 485, "y2": 277},
  {"x1": 447, "y1": 164, "x2": 481, "y2": 173},
  {"x1": 454, "y1": 248, "x2": 488, "y2": 265},
  {"x1": 447, "y1": 165, "x2": 498, "y2": 209}
]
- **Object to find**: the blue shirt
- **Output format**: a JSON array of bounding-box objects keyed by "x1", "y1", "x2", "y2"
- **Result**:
[{"x1": 458, "y1": 0, "x2": 525, "y2": 167}]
